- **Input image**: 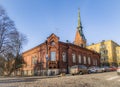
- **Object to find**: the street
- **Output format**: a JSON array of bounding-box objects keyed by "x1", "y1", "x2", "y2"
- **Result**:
[{"x1": 0, "y1": 72, "x2": 120, "y2": 87}]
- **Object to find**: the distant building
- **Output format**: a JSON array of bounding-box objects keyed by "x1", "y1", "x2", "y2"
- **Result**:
[
  {"x1": 21, "y1": 10, "x2": 100, "y2": 76},
  {"x1": 116, "y1": 47, "x2": 120, "y2": 65},
  {"x1": 87, "y1": 40, "x2": 120, "y2": 66}
]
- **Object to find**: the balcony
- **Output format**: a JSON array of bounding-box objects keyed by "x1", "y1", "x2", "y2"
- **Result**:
[{"x1": 48, "y1": 61, "x2": 58, "y2": 69}]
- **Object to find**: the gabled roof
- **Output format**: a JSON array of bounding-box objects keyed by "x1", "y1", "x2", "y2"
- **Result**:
[{"x1": 47, "y1": 33, "x2": 59, "y2": 40}]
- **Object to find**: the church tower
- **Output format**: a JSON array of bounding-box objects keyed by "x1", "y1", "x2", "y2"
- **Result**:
[{"x1": 74, "y1": 9, "x2": 86, "y2": 47}]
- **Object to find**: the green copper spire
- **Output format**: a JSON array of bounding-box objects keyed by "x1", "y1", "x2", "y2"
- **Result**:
[
  {"x1": 78, "y1": 8, "x2": 81, "y2": 28},
  {"x1": 77, "y1": 8, "x2": 86, "y2": 41}
]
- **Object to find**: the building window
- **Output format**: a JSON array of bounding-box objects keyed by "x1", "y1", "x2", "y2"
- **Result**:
[
  {"x1": 83, "y1": 56, "x2": 86, "y2": 64},
  {"x1": 24, "y1": 70, "x2": 27, "y2": 76},
  {"x1": 100, "y1": 45, "x2": 106, "y2": 48},
  {"x1": 93, "y1": 59, "x2": 95, "y2": 65},
  {"x1": 72, "y1": 53, "x2": 76, "y2": 63},
  {"x1": 95, "y1": 59, "x2": 97, "y2": 65},
  {"x1": 104, "y1": 57, "x2": 108, "y2": 61},
  {"x1": 62, "y1": 52, "x2": 66, "y2": 62},
  {"x1": 51, "y1": 52, "x2": 56, "y2": 61},
  {"x1": 88, "y1": 57, "x2": 91, "y2": 65},
  {"x1": 100, "y1": 51, "x2": 104, "y2": 55},
  {"x1": 100, "y1": 50, "x2": 108, "y2": 55},
  {"x1": 104, "y1": 50, "x2": 108, "y2": 54},
  {"x1": 51, "y1": 41, "x2": 55, "y2": 46},
  {"x1": 78, "y1": 55, "x2": 81, "y2": 63},
  {"x1": 101, "y1": 57, "x2": 104, "y2": 62},
  {"x1": 32, "y1": 56, "x2": 37, "y2": 65}
]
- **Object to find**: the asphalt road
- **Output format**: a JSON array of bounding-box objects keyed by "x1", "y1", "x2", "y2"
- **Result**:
[{"x1": 0, "y1": 71, "x2": 120, "y2": 87}]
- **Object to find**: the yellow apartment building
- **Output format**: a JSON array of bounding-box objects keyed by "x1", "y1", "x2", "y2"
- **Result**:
[
  {"x1": 116, "y1": 47, "x2": 120, "y2": 65},
  {"x1": 87, "y1": 40, "x2": 120, "y2": 66}
]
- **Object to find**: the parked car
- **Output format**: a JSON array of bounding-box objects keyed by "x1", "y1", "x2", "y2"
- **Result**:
[
  {"x1": 70, "y1": 65, "x2": 88, "y2": 75},
  {"x1": 109, "y1": 66, "x2": 117, "y2": 71},
  {"x1": 88, "y1": 66, "x2": 103, "y2": 73},
  {"x1": 101, "y1": 66, "x2": 111, "y2": 72},
  {"x1": 88, "y1": 66, "x2": 96, "y2": 73},
  {"x1": 117, "y1": 66, "x2": 120, "y2": 75}
]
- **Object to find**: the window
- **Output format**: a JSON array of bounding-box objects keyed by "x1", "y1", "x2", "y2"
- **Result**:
[
  {"x1": 83, "y1": 56, "x2": 86, "y2": 64},
  {"x1": 32, "y1": 56, "x2": 37, "y2": 65},
  {"x1": 104, "y1": 57, "x2": 108, "y2": 61},
  {"x1": 100, "y1": 45, "x2": 106, "y2": 48},
  {"x1": 51, "y1": 52, "x2": 56, "y2": 61},
  {"x1": 24, "y1": 70, "x2": 27, "y2": 75},
  {"x1": 100, "y1": 50, "x2": 108, "y2": 55},
  {"x1": 62, "y1": 52, "x2": 66, "y2": 62},
  {"x1": 101, "y1": 57, "x2": 104, "y2": 62},
  {"x1": 93, "y1": 59, "x2": 95, "y2": 65},
  {"x1": 72, "y1": 53, "x2": 76, "y2": 63},
  {"x1": 103, "y1": 45, "x2": 105, "y2": 48},
  {"x1": 88, "y1": 57, "x2": 91, "y2": 65},
  {"x1": 78, "y1": 55, "x2": 81, "y2": 63},
  {"x1": 51, "y1": 41, "x2": 55, "y2": 46},
  {"x1": 95, "y1": 59, "x2": 97, "y2": 65},
  {"x1": 100, "y1": 51, "x2": 104, "y2": 55},
  {"x1": 104, "y1": 50, "x2": 108, "y2": 54}
]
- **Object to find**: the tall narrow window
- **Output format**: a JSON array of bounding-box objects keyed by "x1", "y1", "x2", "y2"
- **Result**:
[
  {"x1": 78, "y1": 55, "x2": 81, "y2": 63},
  {"x1": 32, "y1": 56, "x2": 37, "y2": 65},
  {"x1": 62, "y1": 52, "x2": 66, "y2": 62},
  {"x1": 72, "y1": 53, "x2": 76, "y2": 63},
  {"x1": 95, "y1": 59, "x2": 97, "y2": 65},
  {"x1": 93, "y1": 59, "x2": 95, "y2": 65},
  {"x1": 51, "y1": 52, "x2": 56, "y2": 61},
  {"x1": 83, "y1": 56, "x2": 86, "y2": 64},
  {"x1": 88, "y1": 57, "x2": 91, "y2": 65}
]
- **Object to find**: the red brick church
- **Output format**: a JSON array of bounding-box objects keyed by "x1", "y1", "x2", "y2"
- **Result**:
[{"x1": 21, "y1": 10, "x2": 100, "y2": 76}]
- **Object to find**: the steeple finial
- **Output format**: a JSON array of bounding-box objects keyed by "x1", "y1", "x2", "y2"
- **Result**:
[{"x1": 78, "y1": 8, "x2": 81, "y2": 28}]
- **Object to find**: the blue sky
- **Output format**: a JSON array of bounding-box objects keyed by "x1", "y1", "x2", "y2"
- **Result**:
[{"x1": 0, "y1": 0, "x2": 120, "y2": 51}]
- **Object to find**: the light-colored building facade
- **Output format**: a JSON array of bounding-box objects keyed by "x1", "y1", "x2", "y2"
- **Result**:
[
  {"x1": 116, "y1": 47, "x2": 120, "y2": 65},
  {"x1": 87, "y1": 40, "x2": 120, "y2": 66}
]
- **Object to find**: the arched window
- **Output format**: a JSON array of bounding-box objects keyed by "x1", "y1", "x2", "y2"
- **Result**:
[
  {"x1": 72, "y1": 53, "x2": 76, "y2": 63},
  {"x1": 88, "y1": 57, "x2": 91, "y2": 65},
  {"x1": 78, "y1": 55, "x2": 81, "y2": 63},
  {"x1": 62, "y1": 52, "x2": 66, "y2": 62},
  {"x1": 83, "y1": 56, "x2": 86, "y2": 64}
]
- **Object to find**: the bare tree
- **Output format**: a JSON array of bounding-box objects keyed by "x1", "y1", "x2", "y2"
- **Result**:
[
  {"x1": 3, "y1": 25, "x2": 27, "y2": 76},
  {"x1": 13, "y1": 32, "x2": 27, "y2": 70},
  {"x1": 0, "y1": 6, "x2": 17, "y2": 54},
  {"x1": 0, "y1": 55, "x2": 5, "y2": 75},
  {"x1": 0, "y1": 6, "x2": 27, "y2": 76}
]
